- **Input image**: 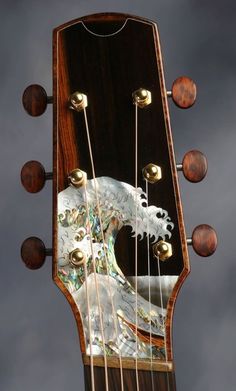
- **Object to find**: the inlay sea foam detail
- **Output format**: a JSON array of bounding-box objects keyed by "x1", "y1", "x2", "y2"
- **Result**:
[{"x1": 57, "y1": 176, "x2": 174, "y2": 359}]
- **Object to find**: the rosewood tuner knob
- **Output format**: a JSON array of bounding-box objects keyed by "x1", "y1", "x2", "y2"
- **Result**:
[
  {"x1": 22, "y1": 84, "x2": 53, "y2": 116},
  {"x1": 167, "y1": 76, "x2": 197, "y2": 109},
  {"x1": 21, "y1": 237, "x2": 52, "y2": 270},
  {"x1": 187, "y1": 224, "x2": 217, "y2": 257},
  {"x1": 177, "y1": 150, "x2": 208, "y2": 183},
  {"x1": 21, "y1": 160, "x2": 52, "y2": 193}
]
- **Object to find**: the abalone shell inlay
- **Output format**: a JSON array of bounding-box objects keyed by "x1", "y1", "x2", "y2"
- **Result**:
[{"x1": 58, "y1": 177, "x2": 175, "y2": 359}]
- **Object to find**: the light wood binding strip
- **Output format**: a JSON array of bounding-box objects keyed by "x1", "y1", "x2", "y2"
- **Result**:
[{"x1": 83, "y1": 355, "x2": 174, "y2": 372}]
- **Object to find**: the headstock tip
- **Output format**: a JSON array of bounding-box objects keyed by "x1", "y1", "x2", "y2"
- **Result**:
[
  {"x1": 189, "y1": 224, "x2": 218, "y2": 257},
  {"x1": 22, "y1": 84, "x2": 52, "y2": 116},
  {"x1": 170, "y1": 76, "x2": 197, "y2": 109},
  {"x1": 21, "y1": 237, "x2": 48, "y2": 270}
]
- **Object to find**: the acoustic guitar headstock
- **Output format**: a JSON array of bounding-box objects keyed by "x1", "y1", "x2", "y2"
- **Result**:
[{"x1": 20, "y1": 13, "x2": 217, "y2": 390}]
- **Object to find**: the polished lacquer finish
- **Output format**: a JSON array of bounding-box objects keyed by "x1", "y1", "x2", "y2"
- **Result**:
[{"x1": 52, "y1": 13, "x2": 190, "y2": 390}]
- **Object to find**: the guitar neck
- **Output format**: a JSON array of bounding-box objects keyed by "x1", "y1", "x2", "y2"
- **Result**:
[{"x1": 84, "y1": 365, "x2": 176, "y2": 390}]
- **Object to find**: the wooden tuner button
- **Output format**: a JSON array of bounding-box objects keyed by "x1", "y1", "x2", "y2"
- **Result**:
[
  {"x1": 188, "y1": 224, "x2": 218, "y2": 257},
  {"x1": 177, "y1": 150, "x2": 208, "y2": 183},
  {"x1": 21, "y1": 160, "x2": 52, "y2": 193},
  {"x1": 22, "y1": 84, "x2": 53, "y2": 116},
  {"x1": 168, "y1": 76, "x2": 197, "y2": 109},
  {"x1": 21, "y1": 237, "x2": 52, "y2": 270}
]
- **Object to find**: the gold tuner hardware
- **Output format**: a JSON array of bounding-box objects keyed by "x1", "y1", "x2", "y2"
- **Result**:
[
  {"x1": 132, "y1": 88, "x2": 152, "y2": 108},
  {"x1": 69, "y1": 92, "x2": 88, "y2": 112},
  {"x1": 142, "y1": 163, "x2": 162, "y2": 184},
  {"x1": 177, "y1": 150, "x2": 208, "y2": 183},
  {"x1": 187, "y1": 224, "x2": 217, "y2": 257},
  {"x1": 167, "y1": 76, "x2": 197, "y2": 109},
  {"x1": 21, "y1": 160, "x2": 53, "y2": 193},
  {"x1": 68, "y1": 169, "x2": 87, "y2": 188},
  {"x1": 153, "y1": 240, "x2": 172, "y2": 261},
  {"x1": 69, "y1": 249, "x2": 86, "y2": 267},
  {"x1": 21, "y1": 237, "x2": 52, "y2": 270},
  {"x1": 22, "y1": 84, "x2": 52, "y2": 116}
]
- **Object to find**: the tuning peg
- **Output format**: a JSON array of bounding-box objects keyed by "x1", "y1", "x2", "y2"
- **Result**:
[
  {"x1": 167, "y1": 76, "x2": 197, "y2": 109},
  {"x1": 21, "y1": 237, "x2": 52, "y2": 270},
  {"x1": 21, "y1": 160, "x2": 52, "y2": 193},
  {"x1": 22, "y1": 84, "x2": 53, "y2": 116},
  {"x1": 187, "y1": 224, "x2": 217, "y2": 257},
  {"x1": 176, "y1": 150, "x2": 207, "y2": 183}
]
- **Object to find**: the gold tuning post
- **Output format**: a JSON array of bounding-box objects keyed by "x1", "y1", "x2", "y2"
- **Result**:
[
  {"x1": 132, "y1": 88, "x2": 152, "y2": 108},
  {"x1": 142, "y1": 163, "x2": 162, "y2": 184},
  {"x1": 69, "y1": 249, "x2": 86, "y2": 267},
  {"x1": 68, "y1": 169, "x2": 87, "y2": 188},
  {"x1": 153, "y1": 240, "x2": 172, "y2": 261},
  {"x1": 69, "y1": 92, "x2": 88, "y2": 112}
]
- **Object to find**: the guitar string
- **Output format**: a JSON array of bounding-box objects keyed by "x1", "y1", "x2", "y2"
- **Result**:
[
  {"x1": 83, "y1": 107, "x2": 124, "y2": 391},
  {"x1": 145, "y1": 180, "x2": 155, "y2": 391},
  {"x1": 134, "y1": 99, "x2": 170, "y2": 391},
  {"x1": 134, "y1": 103, "x2": 140, "y2": 391},
  {"x1": 83, "y1": 183, "x2": 95, "y2": 391},
  {"x1": 157, "y1": 255, "x2": 170, "y2": 391},
  {"x1": 82, "y1": 109, "x2": 109, "y2": 391},
  {"x1": 83, "y1": 177, "x2": 109, "y2": 391}
]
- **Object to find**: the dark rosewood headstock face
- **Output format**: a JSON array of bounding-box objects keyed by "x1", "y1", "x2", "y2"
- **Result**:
[
  {"x1": 21, "y1": 12, "x2": 217, "y2": 390},
  {"x1": 53, "y1": 13, "x2": 189, "y2": 364}
]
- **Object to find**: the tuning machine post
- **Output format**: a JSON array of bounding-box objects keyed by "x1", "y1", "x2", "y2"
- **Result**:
[
  {"x1": 68, "y1": 169, "x2": 87, "y2": 188},
  {"x1": 153, "y1": 240, "x2": 173, "y2": 261}
]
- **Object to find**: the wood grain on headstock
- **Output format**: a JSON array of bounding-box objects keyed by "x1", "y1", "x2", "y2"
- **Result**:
[{"x1": 53, "y1": 13, "x2": 190, "y2": 390}]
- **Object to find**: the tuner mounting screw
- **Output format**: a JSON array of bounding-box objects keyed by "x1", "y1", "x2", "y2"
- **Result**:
[
  {"x1": 142, "y1": 163, "x2": 162, "y2": 184},
  {"x1": 69, "y1": 249, "x2": 86, "y2": 267},
  {"x1": 132, "y1": 88, "x2": 152, "y2": 108},
  {"x1": 153, "y1": 240, "x2": 172, "y2": 261},
  {"x1": 68, "y1": 169, "x2": 87, "y2": 188},
  {"x1": 69, "y1": 92, "x2": 88, "y2": 112}
]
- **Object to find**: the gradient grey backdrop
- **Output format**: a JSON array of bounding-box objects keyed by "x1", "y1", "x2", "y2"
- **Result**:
[{"x1": 0, "y1": 0, "x2": 235, "y2": 390}]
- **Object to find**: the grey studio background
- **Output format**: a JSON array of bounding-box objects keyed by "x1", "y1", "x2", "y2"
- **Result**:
[{"x1": 0, "y1": 1, "x2": 235, "y2": 390}]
